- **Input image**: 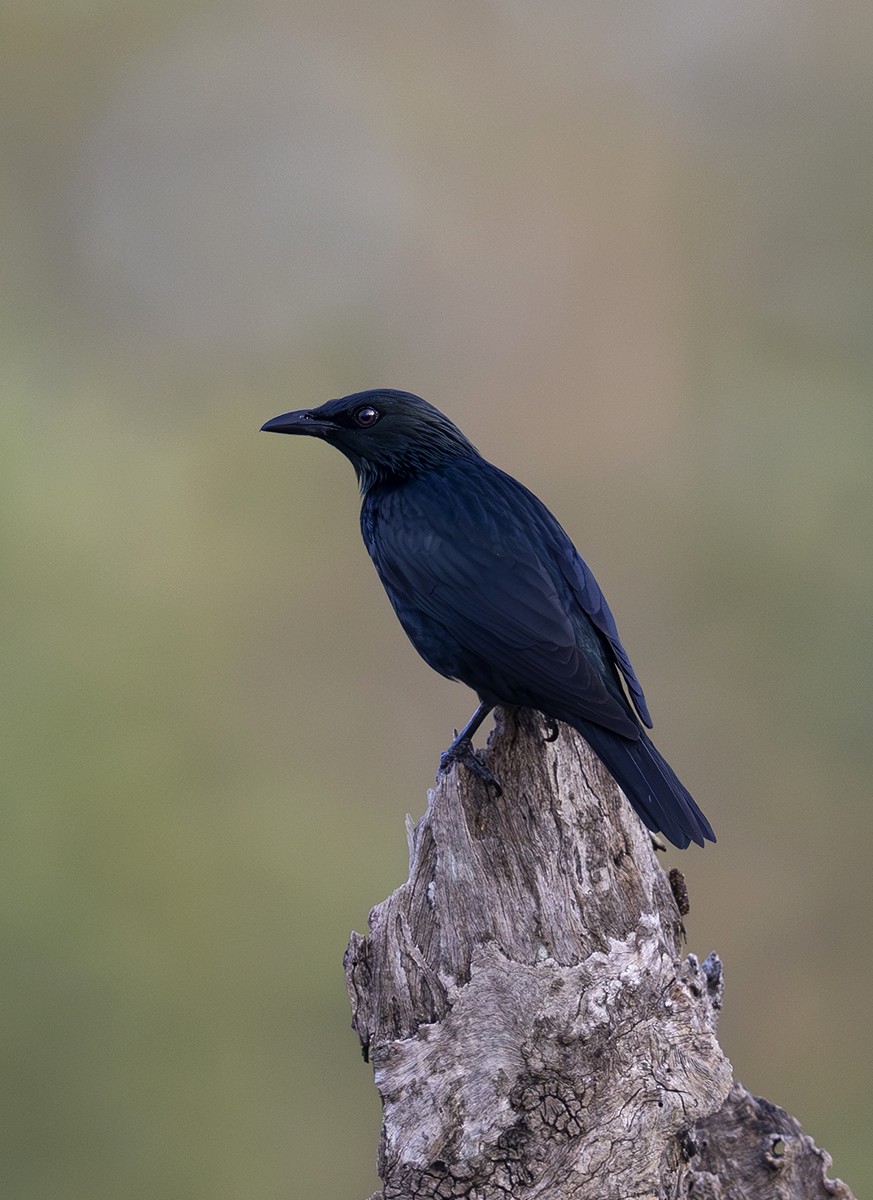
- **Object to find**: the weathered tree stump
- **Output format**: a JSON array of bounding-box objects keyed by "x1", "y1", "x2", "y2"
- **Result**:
[{"x1": 344, "y1": 709, "x2": 854, "y2": 1199}]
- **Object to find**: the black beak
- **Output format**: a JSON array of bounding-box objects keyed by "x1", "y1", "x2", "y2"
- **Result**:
[{"x1": 260, "y1": 409, "x2": 332, "y2": 436}]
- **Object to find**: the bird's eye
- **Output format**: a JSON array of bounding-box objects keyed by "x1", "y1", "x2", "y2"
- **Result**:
[{"x1": 354, "y1": 406, "x2": 380, "y2": 428}]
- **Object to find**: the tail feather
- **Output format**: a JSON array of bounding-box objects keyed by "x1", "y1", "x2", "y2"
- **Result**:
[{"x1": 573, "y1": 721, "x2": 715, "y2": 849}]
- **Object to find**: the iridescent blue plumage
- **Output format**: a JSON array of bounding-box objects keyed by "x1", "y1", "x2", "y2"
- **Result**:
[{"x1": 262, "y1": 389, "x2": 714, "y2": 848}]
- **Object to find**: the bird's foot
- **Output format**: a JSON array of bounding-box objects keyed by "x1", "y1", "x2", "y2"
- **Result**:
[
  {"x1": 439, "y1": 736, "x2": 502, "y2": 794},
  {"x1": 649, "y1": 830, "x2": 668, "y2": 853},
  {"x1": 542, "y1": 716, "x2": 560, "y2": 743}
]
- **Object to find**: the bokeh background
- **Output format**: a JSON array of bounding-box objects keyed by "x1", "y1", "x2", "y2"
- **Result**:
[{"x1": 3, "y1": 3, "x2": 871, "y2": 1196}]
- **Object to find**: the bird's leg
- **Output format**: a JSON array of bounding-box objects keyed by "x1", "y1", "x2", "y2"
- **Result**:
[
  {"x1": 438, "y1": 702, "x2": 502, "y2": 793},
  {"x1": 453, "y1": 700, "x2": 495, "y2": 745},
  {"x1": 542, "y1": 715, "x2": 560, "y2": 742}
]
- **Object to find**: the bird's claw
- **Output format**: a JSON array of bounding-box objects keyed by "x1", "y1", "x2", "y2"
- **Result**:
[
  {"x1": 439, "y1": 738, "x2": 503, "y2": 795},
  {"x1": 542, "y1": 716, "x2": 560, "y2": 743}
]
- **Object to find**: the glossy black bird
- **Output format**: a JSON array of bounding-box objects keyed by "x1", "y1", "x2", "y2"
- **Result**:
[{"x1": 262, "y1": 389, "x2": 715, "y2": 849}]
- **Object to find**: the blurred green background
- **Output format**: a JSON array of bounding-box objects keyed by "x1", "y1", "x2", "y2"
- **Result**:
[{"x1": 2, "y1": 3, "x2": 870, "y2": 1196}]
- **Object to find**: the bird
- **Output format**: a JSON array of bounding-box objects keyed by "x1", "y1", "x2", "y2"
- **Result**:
[{"x1": 261, "y1": 389, "x2": 715, "y2": 849}]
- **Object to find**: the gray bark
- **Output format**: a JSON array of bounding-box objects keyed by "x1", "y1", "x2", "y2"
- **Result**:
[{"x1": 345, "y1": 708, "x2": 854, "y2": 1200}]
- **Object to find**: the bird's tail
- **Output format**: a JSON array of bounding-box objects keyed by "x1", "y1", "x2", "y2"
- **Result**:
[{"x1": 574, "y1": 721, "x2": 715, "y2": 849}]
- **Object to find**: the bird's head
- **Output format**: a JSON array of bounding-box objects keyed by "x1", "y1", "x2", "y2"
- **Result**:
[{"x1": 261, "y1": 389, "x2": 478, "y2": 492}]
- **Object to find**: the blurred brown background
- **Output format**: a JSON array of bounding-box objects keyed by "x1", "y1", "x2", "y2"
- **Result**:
[{"x1": 2, "y1": 3, "x2": 870, "y2": 1196}]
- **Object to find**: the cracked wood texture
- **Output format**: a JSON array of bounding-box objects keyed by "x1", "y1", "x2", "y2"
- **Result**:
[{"x1": 344, "y1": 709, "x2": 854, "y2": 1200}]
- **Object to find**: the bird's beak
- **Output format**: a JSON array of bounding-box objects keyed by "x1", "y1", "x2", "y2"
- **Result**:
[{"x1": 260, "y1": 409, "x2": 332, "y2": 436}]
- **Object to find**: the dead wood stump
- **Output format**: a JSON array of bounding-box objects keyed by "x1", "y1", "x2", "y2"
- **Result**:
[{"x1": 344, "y1": 709, "x2": 854, "y2": 1200}]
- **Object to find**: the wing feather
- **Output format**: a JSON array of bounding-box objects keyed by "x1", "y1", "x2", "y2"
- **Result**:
[{"x1": 364, "y1": 463, "x2": 640, "y2": 739}]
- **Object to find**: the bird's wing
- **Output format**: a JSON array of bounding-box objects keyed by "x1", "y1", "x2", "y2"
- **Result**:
[
  {"x1": 367, "y1": 470, "x2": 640, "y2": 739},
  {"x1": 540, "y1": 508, "x2": 653, "y2": 728},
  {"x1": 450, "y1": 464, "x2": 653, "y2": 727}
]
